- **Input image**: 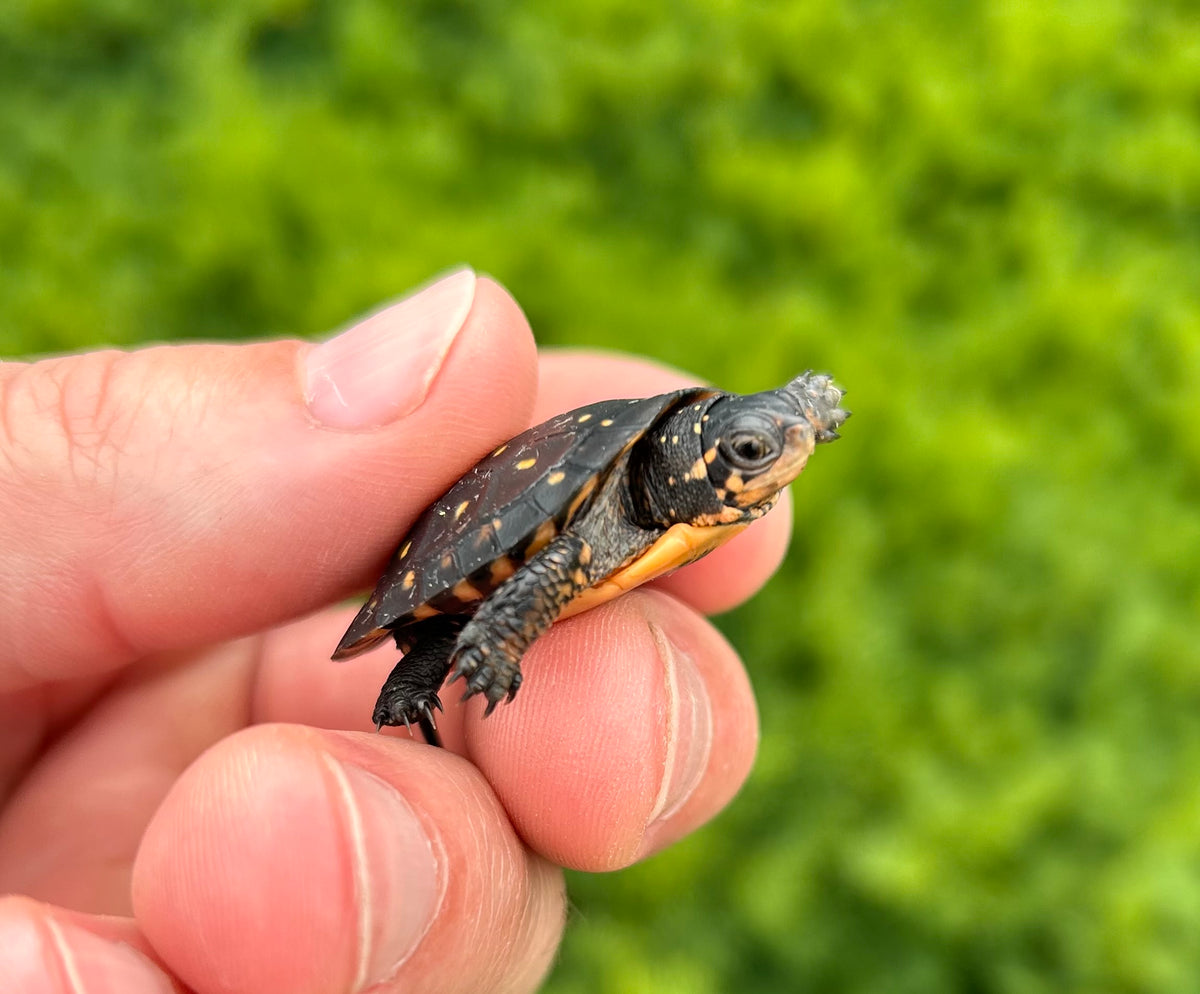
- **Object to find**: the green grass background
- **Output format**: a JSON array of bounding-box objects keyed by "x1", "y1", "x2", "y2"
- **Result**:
[{"x1": 4, "y1": 1, "x2": 1200, "y2": 990}]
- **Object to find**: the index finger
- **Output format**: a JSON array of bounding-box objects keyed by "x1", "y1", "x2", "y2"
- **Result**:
[{"x1": 0, "y1": 273, "x2": 537, "y2": 690}]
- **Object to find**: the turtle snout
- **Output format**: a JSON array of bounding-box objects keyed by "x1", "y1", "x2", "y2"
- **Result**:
[{"x1": 782, "y1": 371, "x2": 851, "y2": 444}]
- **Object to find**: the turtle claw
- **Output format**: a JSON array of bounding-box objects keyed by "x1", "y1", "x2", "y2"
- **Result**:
[
  {"x1": 372, "y1": 684, "x2": 445, "y2": 738},
  {"x1": 483, "y1": 680, "x2": 510, "y2": 717},
  {"x1": 451, "y1": 642, "x2": 523, "y2": 716}
]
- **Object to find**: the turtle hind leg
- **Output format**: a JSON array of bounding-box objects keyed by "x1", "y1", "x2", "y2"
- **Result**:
[
  {"x1": 450, "y1": 533, "x2": 593, "y2": 715},
  {"x1": 373, "y1": 616, "x2": 465, "y2": 746}
]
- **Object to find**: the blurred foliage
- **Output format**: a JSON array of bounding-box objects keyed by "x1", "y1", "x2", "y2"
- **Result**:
[{"x1": 4, "y1": 0, "x2": 1200, "y2": 990}]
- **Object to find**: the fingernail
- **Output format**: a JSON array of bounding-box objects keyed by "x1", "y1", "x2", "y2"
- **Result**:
[
  {"x1": 329, "y1": 760, "x2": 443, "y2": 990},
  {"x1": 0, "y1": 913, "x2": 173, "y2": 994},
  {"x1": 304, "y1": 267, "x2": 477, "y2": 429},
  {"x1": 643, "y1": 621, "x2": 714, "y2": 845}
]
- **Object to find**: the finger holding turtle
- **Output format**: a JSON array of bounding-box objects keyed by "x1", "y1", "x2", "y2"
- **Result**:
[{"x1": 0, "y1": 266, "x2": 839, "y2": 994}]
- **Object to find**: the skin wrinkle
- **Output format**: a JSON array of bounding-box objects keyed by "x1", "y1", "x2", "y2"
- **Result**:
[
  {"x1": 0, "y1": 370, "x2": 20, "y2": 474},
  {"x1": 191, "y1": 744, "x2": 259, "y2": 994},
  {"x1": 80, "y1": 568, "x2": 143, "y2": 665},
  {"x1": 54, "y1": 353, "x2": 128, "y2": 493},
  {"x1": 487, "y1": 837, "x2": 531, "y2": 991},
  {"x1": 316, "y1": 751, "x2": 512, "y2": 994},
  {"x1": 485, "y1": 854, "x2": 561, "y2": 994},
  {"x1": 2, "y1": 354, "x2": 149, "y2": 667},
  {"x1": 646, "y1": 621, "x2": 678, "y2": 826},
  {"x1": 43, "y1": 915, "x2": 86, "y2": 994},
  {"x1": 2, "y1": 546, "x2": 139, "y2": 685},
  {"x1": 53, "y1": 360, "x2": 83, "y2": 488},
  {"x1": 55, "y1": 348, "x2": 229, "y2": 510},
  {"x1": 167, "y1": 636, "x2": 259, "y2": 754},
  {"x1": 455, "y1": 768, "x2": 528, "y2": 994},
  {"x1": 321, "y1": 755, "x2": 375, "y2": 991},
  {"x1": 79, "y1": 354, "x2": 129, "y2": 487},
  {"x1": 3, "y1": 355, "x2": 133, "y2": 492},
  {"x1": 0, "y1": 675, "x2": 116, "y2": 805},
  {"x1": 0, "y1": 690, "x2": 51, "y2": 804},
  {"x1": 8, "y1": 560, "x2": 135, "y2": 684},
  {"x1": 0, "y1": 364, "x2": 60, "y2": 482},
  {"x1": 440, "y1": 756, "x2": 560, "y2": 994},
  {"x1": 502, "y1": 856, "x2": 566, "y2": 994},
  {"x1": 4, "y1": 344, "x2": 323, "y2": 679},
  {"x1": 462, "y1": 773, "x2": 507, "y2": 965}
]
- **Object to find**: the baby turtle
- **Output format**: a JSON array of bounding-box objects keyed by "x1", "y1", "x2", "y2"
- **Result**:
[{"x1": 334, "y1": 371, "x2": 848, "y2": 746}]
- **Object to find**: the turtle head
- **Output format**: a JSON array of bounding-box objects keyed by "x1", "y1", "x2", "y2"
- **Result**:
[
  {"x1": 696, "y1": 372, "x2": 848, "y2": 512},
  {"x1": 629, "y1": 374, "x2": 848, "y2": 528}
]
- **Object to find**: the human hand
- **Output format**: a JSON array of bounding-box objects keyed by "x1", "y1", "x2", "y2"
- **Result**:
[{"x1": 0, "y1": 270, "x2": 789, "y2": 993}]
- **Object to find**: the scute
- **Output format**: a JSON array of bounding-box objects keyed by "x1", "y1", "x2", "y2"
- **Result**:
[{"x1": 333, "y1": 388, "x2": 704, "y2": 659}]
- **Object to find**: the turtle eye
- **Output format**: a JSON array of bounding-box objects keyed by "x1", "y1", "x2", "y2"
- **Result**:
[{"x1": 720, "y1": 428, "x2": 779, "y2": 471}]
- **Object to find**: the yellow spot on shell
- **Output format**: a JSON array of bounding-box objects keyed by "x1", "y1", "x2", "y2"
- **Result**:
[
  {"x1": 492, "y1": 444, "x2": 507, "y2": 456},
  {"x1": 527, "y1": 519, "x2": 558, "y2": 555},
  {"x1": 547, "y1": 471, "x2": 566, "y2": 485},
  {"x1": 402, "y1": 571, "x2": 416, "y2": 590},
  {"x1": 492, "y1": 517, "x2": 503, "y2": 530},
  {"x1": 516, "y1": 457, "x2": 537, "y2": 470},
  {"x1": 577, "y1": 413, "x2": 592, "y2": 423},
  {"x1": 452, "y1": 579, "x2": 484, "y2": 602},
  {"x1": 566, "y1": 475, "x2": 598, "y2": 518},
  {"x1": 600, "y1": 418, "x2": 613, "y2": 426},
  {"x1": 454, "y1": 500, "x2": 470, "y2": 520},
  {"x1": 399, "y1": 541, "x2": 412, "y2": 558},
  {"x1": 490, "y1": 557, "x2": 517, "y2": 583}
]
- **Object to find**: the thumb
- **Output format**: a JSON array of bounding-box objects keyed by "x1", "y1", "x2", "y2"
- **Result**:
[{"x1": 0, "y1": 270, "x2": 537, "y2": 690}]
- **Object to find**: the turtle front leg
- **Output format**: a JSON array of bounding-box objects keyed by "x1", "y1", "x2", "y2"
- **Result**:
[{"x1": 450, "y1": 533, "x2": 593, "y2": 715}]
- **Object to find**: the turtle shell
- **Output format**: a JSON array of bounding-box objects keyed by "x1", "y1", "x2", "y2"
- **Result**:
[{"x1": 333, "y1": 386, "x2": 712, "y2": 660}]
